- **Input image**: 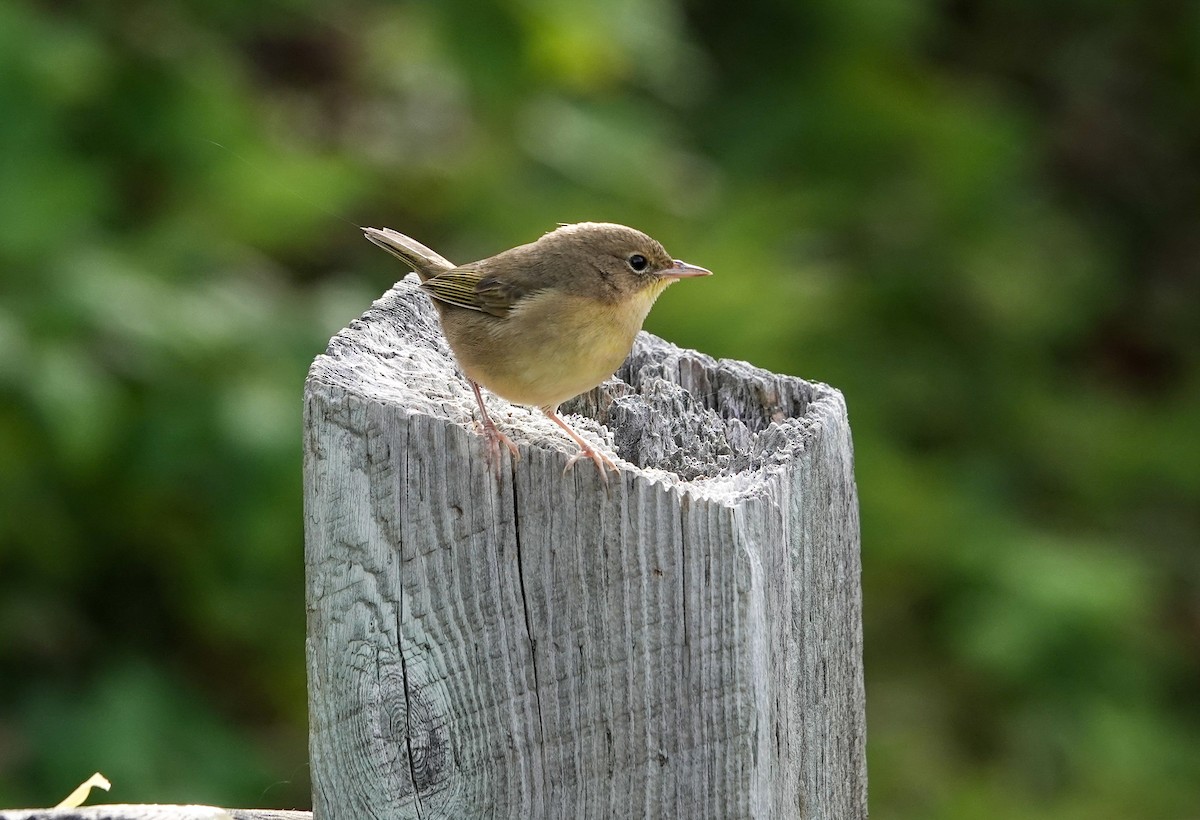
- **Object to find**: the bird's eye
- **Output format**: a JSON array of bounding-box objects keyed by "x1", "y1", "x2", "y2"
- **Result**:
[{"x1": 628, "y1": 254, "x2": 649, "y2": 272}]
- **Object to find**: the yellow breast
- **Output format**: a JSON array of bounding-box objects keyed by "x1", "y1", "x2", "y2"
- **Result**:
[{"x1": 446, "y1": 285, "x2": 668, "y2": 410}]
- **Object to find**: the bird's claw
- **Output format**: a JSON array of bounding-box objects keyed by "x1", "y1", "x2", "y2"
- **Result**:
[
  {"x1": 479, "y1": 421, "x2": 519, "y2": 479},
  {"x1": 563, "y1": 444, "x2": 619, "y2": 484}
]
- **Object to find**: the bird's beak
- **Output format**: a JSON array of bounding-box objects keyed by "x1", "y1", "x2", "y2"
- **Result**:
[{"x1": 660, "y1": 259, "x2": 712, "y2": 280}]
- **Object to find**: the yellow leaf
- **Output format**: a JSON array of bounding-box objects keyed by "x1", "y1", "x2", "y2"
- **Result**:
[{"x1": 54, "y1": 772, "x2": 111, "y2": 809}]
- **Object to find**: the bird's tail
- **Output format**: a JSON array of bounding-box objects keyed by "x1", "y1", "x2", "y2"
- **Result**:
[{"x1": 362, "y1": 227, "x2": 455, "y2": 280}]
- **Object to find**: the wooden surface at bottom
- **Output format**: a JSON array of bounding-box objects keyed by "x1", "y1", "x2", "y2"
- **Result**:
[{"x1": 0, "y1": 807, "x2": 310, "y2": 820}]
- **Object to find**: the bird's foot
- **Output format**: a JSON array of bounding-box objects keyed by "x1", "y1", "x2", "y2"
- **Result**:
[
  {"x1": 478, "y1": 419, "x2": 520, "y2": 478},
  {"x1": 563, "y1": 442, "x2": 619, "y2": 483},
  {"x1": 468, "y1": 379, "x2": 518, "y2": 479},
  {"x1": 541, "y1": 406, "x2": 619, "y2": 486}
]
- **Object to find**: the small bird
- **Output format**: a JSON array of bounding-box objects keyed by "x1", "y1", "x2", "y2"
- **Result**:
[{"x1": 363, "y1": 222, "x2": 711, "y2": 479}]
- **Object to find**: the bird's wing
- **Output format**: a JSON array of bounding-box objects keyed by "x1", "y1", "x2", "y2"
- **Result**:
[{"x1": 420, "y1": 267, "x2": 532, "y2": 317}]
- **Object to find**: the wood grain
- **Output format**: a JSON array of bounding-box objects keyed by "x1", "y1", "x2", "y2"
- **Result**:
[{"x1": 304, "y1": 277, "x2": 866, "y2": 819}]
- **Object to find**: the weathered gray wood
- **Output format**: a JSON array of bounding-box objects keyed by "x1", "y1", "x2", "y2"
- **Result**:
[
  {"x1": 0, "y1": 807, "x2": 310, "y2": 820},
  {"x1": 304, "y1": 276, "x2": 866, "y2": 819}
]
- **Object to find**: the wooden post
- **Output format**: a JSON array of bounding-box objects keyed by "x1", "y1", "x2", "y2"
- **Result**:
[{"x1": 303, "y1": 278, "x2": 866, "y2": 819}]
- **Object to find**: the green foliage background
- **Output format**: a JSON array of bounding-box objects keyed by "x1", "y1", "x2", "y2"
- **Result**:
[{"x1": 2, "y1": 0, "x2": 1198, "y2": 816}]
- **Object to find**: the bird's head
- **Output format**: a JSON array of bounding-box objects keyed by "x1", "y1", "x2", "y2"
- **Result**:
[{"x1": 536, "y1": 222, "x2": 711, "y2": 304}]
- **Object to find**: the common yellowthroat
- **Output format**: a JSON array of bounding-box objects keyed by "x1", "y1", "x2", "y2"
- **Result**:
[{"x1": 363, "y1": 222, "x2": 711, "y2": 478}]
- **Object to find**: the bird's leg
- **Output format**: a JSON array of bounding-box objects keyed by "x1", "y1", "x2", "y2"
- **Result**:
[
  {"x1": 541, "y1": 406, "x2": 619, "y2": 481},
  {"x1": 469, "y1": 379, "x2": 519, "y2": 475}
]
